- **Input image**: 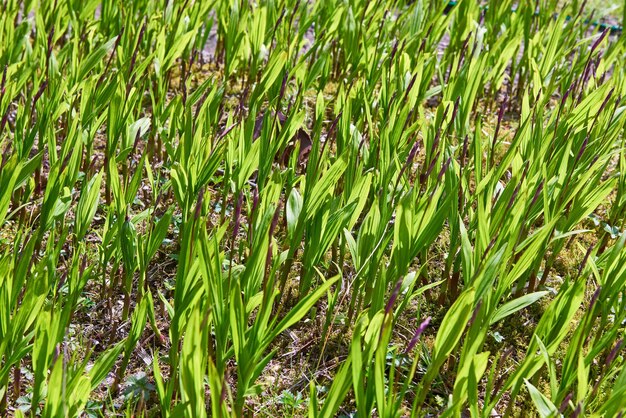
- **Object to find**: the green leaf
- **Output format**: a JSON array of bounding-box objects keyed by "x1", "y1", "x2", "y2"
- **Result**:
[
  {"x1": 146, "y1": 209, "x2": 173, "y2": 261},
  {"x1": 0, "y1": 156, "x2": 21, "y2": 226},
  {"x1": 524, "y1": 379, "x2": 558, "y2": 418},
  {"x1": 78, "y1": 36, "x2": 119, "y2": 80},
  {"x1": 286, "y1": 188, "x2": 303, "y2": 239},
  {"x1": 266, "y1": 275, "x2": 338, "y2": 344},
  {"x1": 306, "y1": 152, "x2": 349, "y2": 219},
  {"x1": 74, "y1": 171, "x2": 103, "y2": 241},
  {"x1": 89, "y1": 342, "x2": 125, "y2": 390},
  {"x1": 417, "y1": 288, "x2": 475, "y2": 404},
  {"x1": 490, "y1": 291, "x2": 550, "y2": 325}
]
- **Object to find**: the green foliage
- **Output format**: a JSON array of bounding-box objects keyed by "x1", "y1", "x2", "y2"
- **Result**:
[{"x1": 0, "y1": 0, "x2": 625, "y2": 416}]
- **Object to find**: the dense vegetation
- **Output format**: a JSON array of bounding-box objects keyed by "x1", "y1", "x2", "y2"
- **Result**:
[{"x1": 1, "y1": 0, "x2": 626, "y2": 416}]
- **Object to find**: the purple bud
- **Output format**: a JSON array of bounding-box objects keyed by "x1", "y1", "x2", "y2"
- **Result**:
[
  {"x1": 194, "y1": 187, "x2": 205, "y2": 221},
  {"x1": 319, "y1": 112, "x2": 343, "y2": 159},
  {"x1": 60, "y1": 148, "x2": 73, "y2": 172},
  {"x1": 448, "y1": 97, "x2": 460, "y2": 132},
  {"x1": 393, "y1": 138, "x2": 421, "y2": 198},
  {"x1": 406, "y1": 139, "x2": 420, "y2": 165},
  {"x1": 88, "y1": 155, "x2": 100, "y2": 176},
  {"x1": 403, "y1": 73, "x2": 418, "y2": 101},
  {"x1": 405, "y1": 317, "x2": 431, "y2": 354},
  {"x1": 605, "y1": 339, "x2": 623, "y2": 367},
  {"x1": 217, "y1": 122, "x2": 237, "y2": 142},
  {"x1": 47, "y1": 26, "x2": 55, "y2": 58},
  {"x1": 31, "y1": 80, "x2": 48, "y2": 115},
  {"x1": 590, "y1": 29, "x2": 609, "y2": 54},
  {"x1": 588, "y1": 285, "x2": 601, "y2": 310},
  {"x1": 278, "y1": 71, "x2": 288, "y2": 103},
  {"x1": 131, "y1": 21, "x2": 147, "y2": 74},
  {"x1": 492, "y1": 99, "x2": 507, "y2": 151},
  {"x1": 431, "y1": 104, "x2": 450, "y2": 152},
  {"x1": 506, "y1": 164, "x2": 528, "y2": 209},
  {"x1": 506, "y1": 181, "x2": 522, "y2": 211},
  {"x1": 457, "y1": 34, "x2": 471, "y2": 71},
  {"x1": 571, "y1": 402, "x2": 582, "y2": 418},
  {"x1": 598, "y1": 87, "x2": 615, "y2": 116},
  {"x1": 574, "y1": 136, "x2": 589, "y2": 164},
  {"x1": 131, "y1": 129, "x2": 142, "y2": 157},
  {"x1": 289, "y1": 0, "x2": 300, "y2": 22},
  {"x1": 460, "y1": 134, "x2": 469, "y2": 169},
  {"x1": 385, "y1": 279, "x2": 403, "y2": 315},
  {"x1": 272, "y1": 8, "x2": 286, "y2": 36},
  {"x1": 491, "y1": 348, "x2": 513, "y2": 396},
  {"x1": 0, "y1": 65, "x2": 6, "y2": 97},
  {"x1": 592, "y1": 55, "x2": 602, "y2": 79},
  {"x1": 390, "y1": 40, "x2": 399, "y2": 61},
  {"x1": 251, "y1": 185, "x2": 259, "y2": 219},
  {"x1": 561, "y1": 84, "x2": 573, "y2": 108},
  {"x1": 57, "y1": 271, "x2": 67, "y2": 292},
  {"x1": 189, "y1": 48, "x2": 196, "y2": 68},
  {"x1": 559, "y1": 392, "x2": 573, "y2": 413},
  {"x1": 436, "y1": 156, "x2": 452, "y2": 183},
  {"x1": 269, "y1": 204, "x2": 280, "y2": 237},
  {"x1": 482, "y1": 236, "x2": 497, "y2": 259},
  {"x1": 468, "y1": 300, "x2": 482, "y2": 327},
  {"x1": 579, "y1": 244, "x2": 595, "y2": 276},
  {"x1": 231, "y1": 191, "x2": 243, "y2": 240},
  {"x1": 80, "y1": 254, "x2": 87, "y2": 276},
  {"x1": 421, "y1": 151, "x2": 440, "y2": 185},
  {"x1": 96, "y1": 27, "x2": 124, "y2": 89},
  {"x1": 576, "y1": 0, "x2": 588, "y2": 18},
  {"x1": 194, "y1": 89, "x2": 210, "y2": 122},
  {"x1": 530, "y1": 180, "x2": 544, "y2": 208}
]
